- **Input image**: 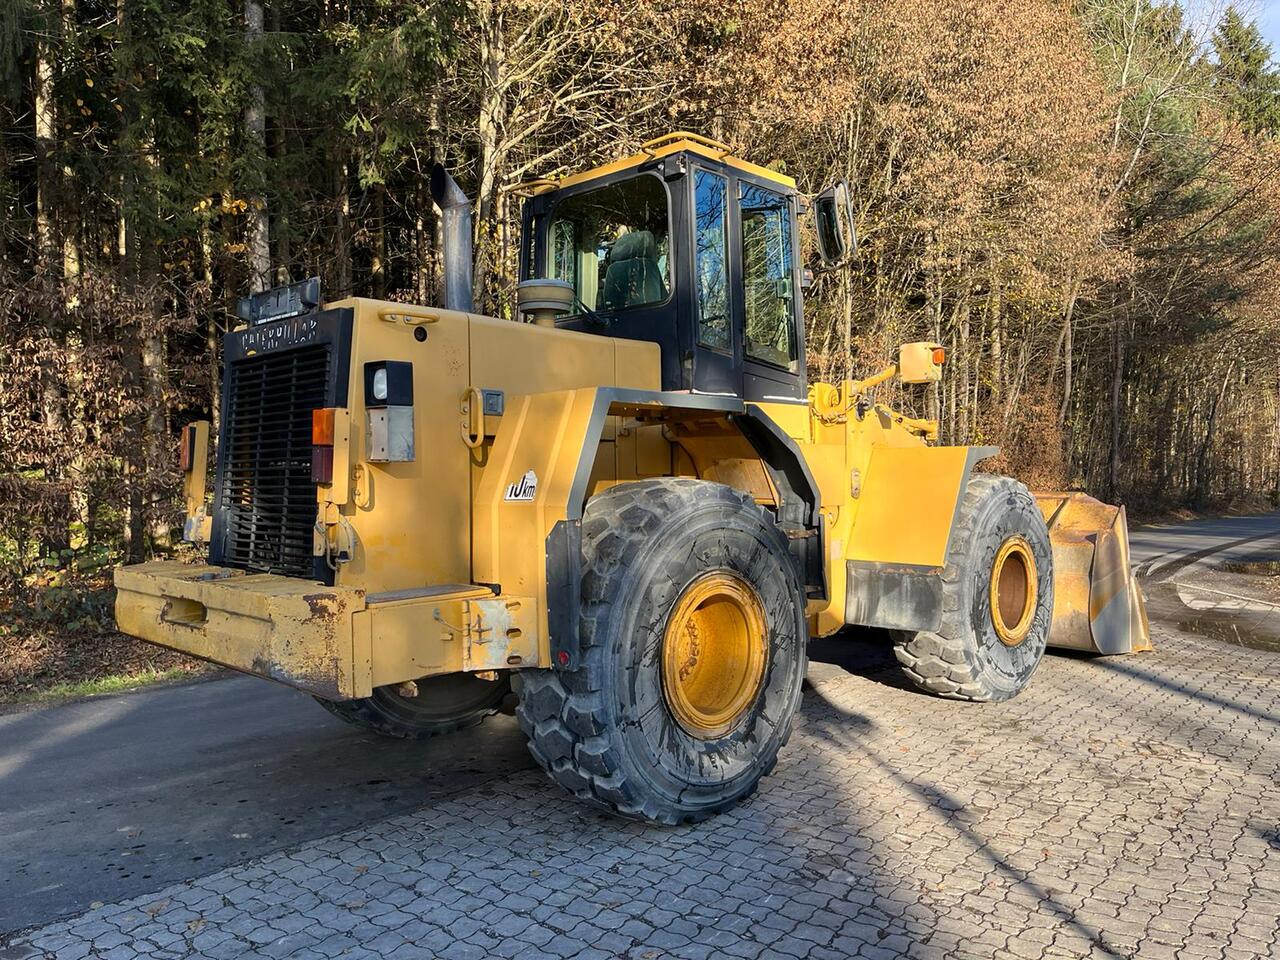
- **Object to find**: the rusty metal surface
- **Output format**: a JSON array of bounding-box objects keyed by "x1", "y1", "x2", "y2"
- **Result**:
[
  {"x1": 1035, "y1": 493, "x2": 1152, "y2": 655},
  {"x1": 116, "y1": 561, "x2": 545, "y2": 700},
  {"x1": 114, "y1": 561, "x2": 368, "y2": 699}
]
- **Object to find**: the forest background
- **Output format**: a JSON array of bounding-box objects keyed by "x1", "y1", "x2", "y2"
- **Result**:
[{"x1": 3, "y1": 0, "x2": 1280, "y2": 696}]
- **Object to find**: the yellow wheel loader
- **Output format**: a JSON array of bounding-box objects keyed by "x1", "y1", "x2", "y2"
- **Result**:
[{"x1": 115, "y1": 133, "x2": 1149, "y2": 824}]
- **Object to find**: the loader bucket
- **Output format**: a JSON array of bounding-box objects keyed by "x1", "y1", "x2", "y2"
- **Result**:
[{"x1": 1033, "y1": 493, "x2": 1152, "y2": 655}]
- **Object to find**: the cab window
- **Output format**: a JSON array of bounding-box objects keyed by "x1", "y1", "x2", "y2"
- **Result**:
[
  {"x1": 546, "y1": 175, "x2": 669, "y2": 314},
  {"x1": 694, "y1": 170, "x2": 730, "y2": 350},
  {"x1": 740, "y1": 182, "x2": 797, "y2": 371}
]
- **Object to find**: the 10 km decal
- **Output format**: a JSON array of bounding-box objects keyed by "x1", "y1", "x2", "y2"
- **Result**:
[{"x1": 505, "y1": 470, "x2": 538, "y2": 502}]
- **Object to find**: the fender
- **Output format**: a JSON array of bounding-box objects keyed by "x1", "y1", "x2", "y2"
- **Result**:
[
  {"x1": 471, "y1": 387, "x2": 824, "y2": 672},
  {"x1": 843, "y1": 444, "x2": 998, "y2": 633}
]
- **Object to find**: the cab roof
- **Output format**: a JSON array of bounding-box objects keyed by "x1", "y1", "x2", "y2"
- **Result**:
[{"x1": 520, "y1": 132, "x2": 796, "y2": 196}]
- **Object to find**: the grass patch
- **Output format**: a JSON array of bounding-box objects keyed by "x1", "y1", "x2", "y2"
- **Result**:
[
  {"x1": 3, "y1": 666, "x2": 205, "y2": 707},
  {"x1": 1221, "y1": 559, "x2": 1280, "y2": 576},
  {"x1": 2, "y1": 565, "x2": 208, "y2": 705}
]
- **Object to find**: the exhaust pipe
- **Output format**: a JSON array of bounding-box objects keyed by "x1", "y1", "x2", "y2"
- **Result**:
[{"x1": 429, "y1": 164, "x2": 474, "y2": 313}]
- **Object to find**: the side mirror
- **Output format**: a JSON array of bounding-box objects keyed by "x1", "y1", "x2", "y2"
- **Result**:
[{"x1": 813, "y1": 181, "x2": 857, "y2": 267}]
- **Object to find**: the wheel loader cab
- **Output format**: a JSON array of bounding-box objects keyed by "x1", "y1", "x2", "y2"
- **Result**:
[{"x1": 519, "y1": 136, "x2": 808, "y2": 403}]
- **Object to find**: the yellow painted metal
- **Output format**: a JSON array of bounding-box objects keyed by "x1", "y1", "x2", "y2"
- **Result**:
[
  {"x1": 326, "y1": 297, "x2": 475, "y2": 593},
  {"x1": 898, "y1": 341, "x2": 944, "y2": 384},
  {"x1": 320, "y1": 299, "x2": 657, "y2": 600},
  {"x1": 472, "y1": 387, "x2": 603, "y2": 656},
  {"x1": 114, "y1": 559, "x2": 543, "y2": 697},
  {"x1": 1035, "y1": 493, "x2": 1152, "y2": 654},
  {"x1": 754, "y1": 393, "x2": 981, "y2": 635},
  {"x1": 114, "y1": 560, "x2": 370, "y2": 699},
  {"x1": 115, "y1": 295, "x2": 668, "y2": 696},
  {"x1": 845, "y1": 445, "x2": 976, "y2": 568},
  {"x1": 660, "y1": 571, "x2": 769, "y2": 739},
  {"x1": 990, "y1": 536, "x2": 1038, "y2": 646},
  {"x1": 363, "y1": 588, "x2": 540, "y2": 687},
  {"x1": 181, "y1": 420, "x2": 211, "y2": 543},
  {"x1": 318, "y1": 407, "x2": 351, "y2": 508},
  {"x1": 641, "y1": 131, "x2": 733, "y2": 155},
  {"x1": 468, "y1": 311, "x2": 658, "y2": 397},
  {"x1": 525, "y1": 135, "x2": 796, "y2": 195}
]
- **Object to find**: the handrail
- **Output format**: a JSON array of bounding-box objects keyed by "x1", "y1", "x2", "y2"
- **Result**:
[
  {"x1": 460, "y1": 386, "x2": 485, "y2": 449},
  {"x1": 378, "y1": 307, "x2": 440, "y2": 326},
  {"x1": 641, "y1": 131, "x2": 732, "y2": 156},
  {"x1": 508, "y1": 177, "x2": 560, "y2": 197}
]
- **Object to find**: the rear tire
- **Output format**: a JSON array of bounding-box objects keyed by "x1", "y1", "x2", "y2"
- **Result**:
[
  {"x1": 317, "y1": 672, "x2": 513, "y2": 739},
  {"x1": 893, "y1": 474, "x2": 1052, "y2": 702},
  {"x1": 514, "y1": 479, "x2": 807, "y2": 824}
]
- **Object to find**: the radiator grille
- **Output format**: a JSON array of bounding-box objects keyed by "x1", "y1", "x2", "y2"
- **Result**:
[{"x1": 219, "y1": 344, "x2": 330, "y2": 578}]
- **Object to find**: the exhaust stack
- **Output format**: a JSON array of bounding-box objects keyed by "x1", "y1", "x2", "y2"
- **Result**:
[{"x1": 429, "y1": 165, "x2": 474, "y2": 313}]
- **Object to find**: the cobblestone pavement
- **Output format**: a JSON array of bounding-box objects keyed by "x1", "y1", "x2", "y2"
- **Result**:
[{"x1": 6, "y1": 630, "x2": 1279, "y2": 960}]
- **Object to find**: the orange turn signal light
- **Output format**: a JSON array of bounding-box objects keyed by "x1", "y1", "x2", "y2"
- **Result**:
[
  {"x1": 312, "y1": 408, "x2": 336, "y2": 446},
  {"x1": 932, "y1": 347, "x2": 946, "y2": 365}
]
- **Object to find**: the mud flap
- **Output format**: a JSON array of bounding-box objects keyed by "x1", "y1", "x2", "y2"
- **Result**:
[{"x1": 1034, "y1": 493, "x2": 1152, "y2": 654}]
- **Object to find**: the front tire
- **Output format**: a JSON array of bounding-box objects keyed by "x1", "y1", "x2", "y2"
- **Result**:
[
  {"x1": 893, "y1": 474, "x2": 1053, "y2": 702},
  {"x1": 317, "y1": 672, "x2": 513, "y2": 739},
  {"x1": 514, "y1": 479, "x2": 808, "y2": 824}
]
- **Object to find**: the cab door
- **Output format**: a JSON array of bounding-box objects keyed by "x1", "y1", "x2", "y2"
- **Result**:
[
  {"x1": 735, "y1": 179, "x2": 806, "y2": 403},
  {"x1": 689, "y1": 166, "x2": 743, "y2": 397}
]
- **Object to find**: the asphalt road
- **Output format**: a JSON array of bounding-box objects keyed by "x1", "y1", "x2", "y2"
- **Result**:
[
  {"x1": 1128, "y1": 508, "x2": 1280, "y2": 579},
  {"x1": 0, "y1": 677, "x2": 532, "y2": 935},
  {"x1": 3, "y1": 508, "x2": 1280, "y2": 940}
]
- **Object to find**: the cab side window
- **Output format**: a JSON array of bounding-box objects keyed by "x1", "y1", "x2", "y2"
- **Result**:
[
  {"x1": 694, "y1": 170, "x2": 730, "y2": 350},
  {"x1": 740, "y1": 182, "x2": 797, "y2": 372},
  {"x1": 546, "y1": 175, "x2": 669, "y2": 315}
]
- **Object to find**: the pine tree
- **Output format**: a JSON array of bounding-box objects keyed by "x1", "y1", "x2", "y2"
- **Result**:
[{"x1": 1212, "y1": 6, "x2": 1280, "y2": 136}]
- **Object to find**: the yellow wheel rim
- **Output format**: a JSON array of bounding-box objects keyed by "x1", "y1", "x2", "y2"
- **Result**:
[
  {"x1": 990, "y1": 536, "x2": 1038, "y2": 647},
  {"x1": 661, "y1": 572, "x2": 769, "y2": 740}
]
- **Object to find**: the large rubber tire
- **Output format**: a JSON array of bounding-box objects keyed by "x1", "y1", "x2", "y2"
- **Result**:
[
  {"x1": 317, "y1": 672, "x2": 513, "y2": 739},
  {"x1": 893, "y1": 474, "x2": 1053, "y2": 702},
  {"x1": 514, "y1": 479, "x2": 808, "y2": 825}
]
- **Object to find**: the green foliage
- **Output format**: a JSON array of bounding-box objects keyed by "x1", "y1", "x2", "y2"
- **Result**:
[{"x1": 1211, "y1": 6, "x2": 1280, "y2": 136}]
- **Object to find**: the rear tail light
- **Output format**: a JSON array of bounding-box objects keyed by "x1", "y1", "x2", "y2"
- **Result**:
[
  {"x1": 932, "y1": 347, "x2": 946, "y2": 365},
  {"x1": 312, "y1": 408, "x2": 336, "y2": 484},
  {"x1": 179, "y1": 424, "x2": 197, "y2": 472}
]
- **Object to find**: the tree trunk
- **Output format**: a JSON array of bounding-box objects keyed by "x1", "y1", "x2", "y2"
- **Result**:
[
  {"x1": 1108, "y1": 320, "x2": 1125, "y2": 500},
  {"x1": 1058, "y1": 300, "x2": 1074, "y2": 426},
  {"x1": 988, "y1": 269, "x2": 1003, "y2": 407},
  {"x1": 371, "y1": 183, "x2": 386, "y2": 299},
  {"x1": 332, "y1": 155, "x2": 351, "y2": 295},
  {"x1": 200, "y1": 222, "x2": 222, "y2": 434},
  {"x1": 956, "y1": 292, "x2": 971, "y2": 443},
  {"x1": 61, "y1": 0, "x2": 81, "y2": 291},
  {"x1": 244, "y1": 0, "x2": 270, "y2": 292},
  {"x1": 1193, "y1": 365, "x2": 1234, "y2": 505},
  {"x1": 269, "y1": 123, "x2": 291, "y2": 286},
  {"x1": 34, "y1": 21, "x2": 57, "y2": 267},
  {"x1": 474, "y1": 0, "x2": 506, "y2": 312}
]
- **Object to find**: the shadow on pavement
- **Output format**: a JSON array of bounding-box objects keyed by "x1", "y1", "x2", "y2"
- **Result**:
[{"x1": 0, "y1": 676, "x2": 532, "y2": 935}]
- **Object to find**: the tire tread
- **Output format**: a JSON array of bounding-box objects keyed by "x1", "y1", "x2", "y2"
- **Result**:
[
  {"x1": 892, "y1": 474, "x2": 1049, "y2": 703},
  {"x1": 514, "y1": 478, "x2": 802, "y2": 825}
]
